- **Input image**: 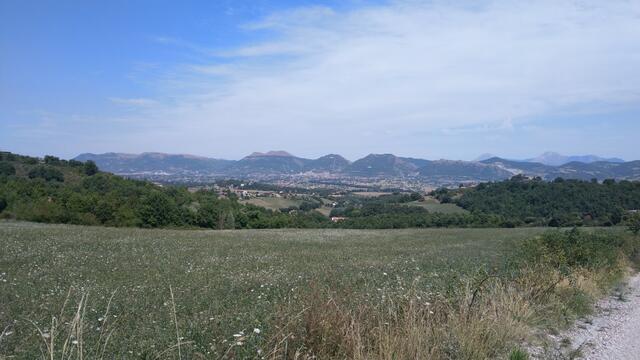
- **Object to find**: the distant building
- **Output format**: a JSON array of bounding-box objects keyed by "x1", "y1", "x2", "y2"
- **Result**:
[{"x1": 331, "y1": 216, "x2": 347, "y2": 222}]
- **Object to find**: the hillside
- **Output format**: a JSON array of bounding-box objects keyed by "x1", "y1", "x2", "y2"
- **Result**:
[
  {"x1": 74, "y1": 152, "x2": 234, "y2": 174},
  {"x1": 525, "y1": 152, "x2": 625, "y2": 166},
  {"x1": 75, "y1": 151, "x2": 640, "y2": 182}
]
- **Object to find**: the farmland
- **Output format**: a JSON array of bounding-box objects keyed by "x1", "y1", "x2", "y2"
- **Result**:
[{"x1": 0, "y1": 221, "x2": 550, "y2": 358}]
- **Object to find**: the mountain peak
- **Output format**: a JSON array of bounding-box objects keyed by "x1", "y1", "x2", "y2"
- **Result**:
[{"x1": 474, "y1": 153, "x2": 497, "y2": 162}]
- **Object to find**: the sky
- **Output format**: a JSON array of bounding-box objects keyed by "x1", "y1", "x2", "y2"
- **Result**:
[{"x1": 1, "y1": 0, "x2": 639, "y2": 161}]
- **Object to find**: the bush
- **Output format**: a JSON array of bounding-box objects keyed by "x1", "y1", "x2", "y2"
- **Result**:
[
  {"x1": 28, "y1": 166, "x2": 64, "y2": 182},
  {"x1": 83, "y1": 160, "x2": 99, "y2": 176},
  {"x1": 518, "y1": 228, "x2": 630, "y2": 272},
  {"x1": 137, "y1": 191, "x2": 178, "y2": 228},
  {"x1": 0, "y1": 162, "x2": 16, "y2": 176},
  {"x1": 0, "y1": 197, "x2": 6, "y2": 213},
  {"x1": 628, "y1": 212, "x2": 640, "y2": 235}
]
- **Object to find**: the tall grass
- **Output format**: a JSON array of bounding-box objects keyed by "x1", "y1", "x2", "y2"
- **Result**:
[
  {"x1": 27, "y1": 290, "x2": 117, "y2": 360},
  {"x1": 2, "y1": 225, "x2": 637, "y2": 359},
  {"x1": 265, "y1": 229, "x2": 639, "y2": 359}
]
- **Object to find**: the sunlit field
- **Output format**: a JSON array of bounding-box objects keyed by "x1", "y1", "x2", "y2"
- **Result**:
[{"x1": 0, "y1": 222, "x2": 551, "y2": 357}]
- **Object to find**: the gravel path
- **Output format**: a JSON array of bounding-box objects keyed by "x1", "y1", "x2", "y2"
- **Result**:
[{"x1": 556, "y1": 273, "x2": 640, "y2": 359}]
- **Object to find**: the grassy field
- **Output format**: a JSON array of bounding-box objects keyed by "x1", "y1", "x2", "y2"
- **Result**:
[
  {"x1": 240, "y1": 197, "x2": 303, "y2": 210},
  {"x1": 0, "y1": 222, "x2": 549, "y2": 358}
]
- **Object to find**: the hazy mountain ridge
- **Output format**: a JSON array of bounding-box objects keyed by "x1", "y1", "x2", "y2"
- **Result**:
[
  {"x1": 74, "y1": 151, "x2": 640, "y2": 182},
  {"x1": 524, "y1": 152, "x2": 625, "y2": 166}
]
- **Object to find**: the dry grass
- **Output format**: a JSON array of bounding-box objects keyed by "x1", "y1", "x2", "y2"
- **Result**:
[
  {"x1": 26, "y1": 290, "x2": 117, "y2": 360},
  {"x1": 264, "y1": 258, "x2": 633, "y2": 360}
]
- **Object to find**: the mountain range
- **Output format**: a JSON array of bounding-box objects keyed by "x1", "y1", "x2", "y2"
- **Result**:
[
  {"x1": 74, "y1": 151, "x2": 640, "y2": 182},
  {"x1": 474, "y1": 152, "x2": 625, "y2": 166}
]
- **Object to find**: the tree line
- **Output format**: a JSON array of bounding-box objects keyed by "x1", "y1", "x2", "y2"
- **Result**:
[{"x1": 434, "y1": 175, "x2": 640, "y2": 227}]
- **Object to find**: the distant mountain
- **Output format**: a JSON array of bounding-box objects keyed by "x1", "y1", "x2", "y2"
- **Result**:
[
  {"x1": 525, "y1": 152, "x2": 624, "y2": 166},
  {"x1": 554, "y1": 160, "x2": 640, "y2": 180},
  {"x1": 347, "y1": 154, "x2": 420, "y2": 177},
  {"x1": 307, "y1": 154, "x2": 350, "y2": 172},
  {"x1": 473, "y1": 153, "x2": 498, "y2": 162},
  {"x1": 481, "y1": 157, "x2": 556, "y2": 177},
  {"x1": 419, "y1": 160, "x2": 513, "y2": 180},
  {"x1": 482, "y1": 157, "x2": 640, "y2": 181},
  {"x1": 74, "y1": 151, "x2": 640, "y2": 183},
  {"x1": 231, "y1": 151, "x2": 310, "y2": 175},
  {"x1": 74, "y1": 152, "x2": 234, "y2": 174}
]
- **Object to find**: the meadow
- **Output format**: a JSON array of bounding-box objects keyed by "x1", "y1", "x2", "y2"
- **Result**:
[
  {"x1": 0, "y1": 221, "x2": 548, "y2": 358},
  {"x1": 239, "y1": 197, "x2": 303, "y2": 211}
]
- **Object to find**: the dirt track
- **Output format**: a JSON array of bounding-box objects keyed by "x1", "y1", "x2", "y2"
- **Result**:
[{"x1": 561, "y1": 273, "x2": 640, "y2": 359}]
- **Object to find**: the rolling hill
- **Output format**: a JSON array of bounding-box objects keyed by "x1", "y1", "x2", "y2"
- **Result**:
[{"x1": 74, "y1": 151, "x2": 640, "y2": 182}]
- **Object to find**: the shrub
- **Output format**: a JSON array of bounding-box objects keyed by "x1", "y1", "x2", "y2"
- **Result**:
[
  {"x1": 83, "y1": 160, "x2": 99, "y2": 176},
  {"x1": 628, "y1": 212, "x2": 640, "y2": 235},
  {"x1": 0, "y1": 161, "x2": 16, "y2": 176},
  {"x1": 28, "y1": 166, "x2": 64, "y2": 182},
  {"x1": 518, "y1": 229, "x2": 626, "y2": 271}
]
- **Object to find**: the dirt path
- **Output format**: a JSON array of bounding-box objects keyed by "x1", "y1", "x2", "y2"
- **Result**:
[{"x1": 555, "y1": 273, "x2": 640, "y2": 359}]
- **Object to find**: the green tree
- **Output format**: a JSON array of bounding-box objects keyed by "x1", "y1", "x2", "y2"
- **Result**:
[
  {"x1": 137, "y1": 191, "x2": 178, "y2": 227},
  {"x1": 0, "y1": 197, "x2": 7, "y2": 213},
  {"x1": 83, "y1": 160, "x2": 99, "y2": 176},
  {"x1": 28, "y1": 166, "x2": 64, "y2": 182},
  {"x1": 0, "y1": 162, "x2": 16, "y2": 176},
  {"x1": 44, "y1": 155, "x2": 61, "y2": 165}
]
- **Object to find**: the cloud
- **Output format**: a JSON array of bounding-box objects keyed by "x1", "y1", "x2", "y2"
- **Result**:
[
  {"x1": 109, "y1": 97, "x2": 159, "y2": 107},
  {"x1": 112, "y1": 0, "x2": 640, "y2": 158}
]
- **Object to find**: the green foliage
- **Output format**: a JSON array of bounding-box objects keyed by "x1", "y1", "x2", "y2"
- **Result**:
[
  {"x1": 0, "y1": 152, "x2": 332, "y2": 229},
  {"x1": 0, "y1": 161, "x2": 16, "y2": 176},
  {"x1": 455, "y1": 177, "x2": 640, "y2": 227},
  {"x1": 0, "y1": 197, "x2": 6, "y2": 213},
  {"x1": 44, "y1": 155, "x2": 61, "y2": 165},
  {"x1": 137, "y1": 191, "x2": 178, "y2": 227},
  {"x1": 627, "y1": 212, "x2": 640, "y2": 235},
  {"x1": 509, "y1": 348, "x2": 530, "y2": 360},
  {"x1": 518, "y1": 229, "x2": 633, "y2": 271},
  {"x1": 27, "y1": 166, "x2": 65, "y2": 182},
  {"x1": 83, "y1": 160, "x2": 99, "y2": 176}
]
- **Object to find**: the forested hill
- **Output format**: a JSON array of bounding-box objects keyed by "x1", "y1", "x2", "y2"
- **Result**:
[
  {"x1": 435, "y1": 176, "x2": 640, "y2": 227},
  {"x1": 0, "y1": 152, "x2": 328, "y2": 229}
]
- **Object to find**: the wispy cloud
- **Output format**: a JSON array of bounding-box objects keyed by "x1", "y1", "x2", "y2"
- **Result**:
[
  {"x1": 109, "y1": 97, "x2": 159, "y2": 107},
  {"x1": 107, "y1": 0, "x2": 640, "y2": 158}
]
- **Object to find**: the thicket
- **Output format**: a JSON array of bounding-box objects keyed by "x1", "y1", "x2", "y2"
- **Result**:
[
  {"x1": 436, "y1": 176, "x2": 640, "y2": 227},
  {"x1": 0, "y1": 153, "x2": 330, "y2": 229}
]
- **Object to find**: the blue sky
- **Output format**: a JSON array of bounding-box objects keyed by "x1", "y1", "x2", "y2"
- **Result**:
[{"x1": 1, "y1": 0, "x2": 639, "y2": 161}]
